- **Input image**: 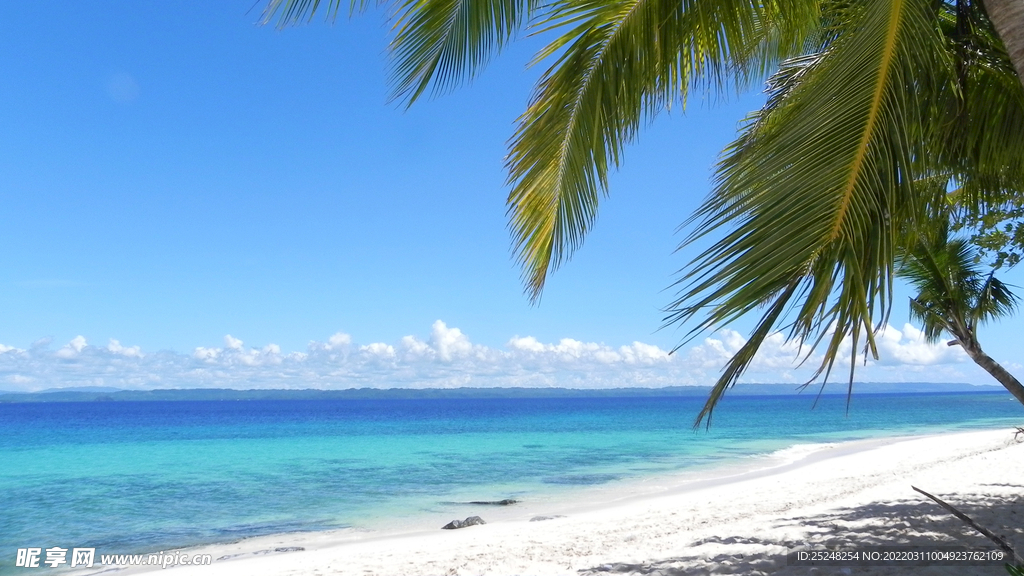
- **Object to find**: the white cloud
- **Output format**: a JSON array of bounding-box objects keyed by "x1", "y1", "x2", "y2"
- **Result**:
[
  {"x1": 55, "y1": 336, "x2": 88, "y2": 359},
  {"x1": 507, "y1": 336, "x2": 545, "y2": 353},
  {"x1": 429, "y1": 320, "x2": 475, "y2": 361},
  {"x1": 399, "y1": 334, "x2": 431, "y2": 358},
  {"x1": 687, "y1": 330, "x2": 748, "y2": 369},
  {"x1": 108, "y1": 339, "x2": 142, "y2": 358},
  {"x1": 506, "y1": 336, "x2": 671, "y2": 366},
  {"x1": 360, "y1": 342, "x2": 395, "y2": 358},
  {"x1": 193, "y1": 347, "x2": 219, "y2": 361},
  {"x1": 620, "y1": 341, "x2": 671, "y2": 364},
  {"x1": 327, "y1": 332, "x2": 351, "y2": 348},
  {"x1": 191, "y1": 337, "x2": 286, "y2": 367},
  {"x1": 681, "y1": 323, "x2": 974, "y2": 385},
  {"x1": 0, "y1": 321, "x2": 998, "y2": 393},
  {"x1": 874, "y1": 323, "x2": 967, "y2": 365}
]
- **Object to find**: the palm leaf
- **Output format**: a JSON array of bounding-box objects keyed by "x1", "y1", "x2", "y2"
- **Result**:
[
  {"x1": 899, "y1": 224, "x2": 1019, "y2": 345},
  {"x1": 506, "y1": 0, "x2": 820, "y2": 300},
  {"x1": 389, "y1": 0, "x2": 538, "y2": 104},
  {"x1": 261, "y1": 0, "x2": 537, "y2": 105},
  {"x1": 667, "y1": 0, "x2": 952, "y2": 427},
  {"x1": 261, "y1": 0, "x2": 367, "y2": 26},
  {"x1": 898, "y1": 227, "x2": 976, "y2": 341},
  {"x1": 933, "y1": 0, "x2": 1024, "y2": 211}
]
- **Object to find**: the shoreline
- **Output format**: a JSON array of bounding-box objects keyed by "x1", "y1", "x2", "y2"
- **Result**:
[{"x1": 81, "y1": 425, "x2": 1024, "y2": 576}]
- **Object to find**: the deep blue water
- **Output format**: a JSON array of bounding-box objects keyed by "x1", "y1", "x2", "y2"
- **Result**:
[{"x1": 0, "y1": 392, "x2": 1020, "y2": 574}]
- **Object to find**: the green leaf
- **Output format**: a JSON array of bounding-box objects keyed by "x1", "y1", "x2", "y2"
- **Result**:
[
  {"x1": 389, "y1": 0, "x2": 538, "y2": 104},
  {"x1": 898, "y1": 223, "x2": 1019, "y2": 346},
  {"x1": 506, "y1": 0, "x2": 819, "y2": 300},
  {"x1": 667, "y1": 0, "x2": 952, "y2": 426},
  {"x1": 261, "y1": 0, "x2": 537, "y2": 105},
  {"x1": 261, "y1": 0, "x2": 366, "y2": 26}
]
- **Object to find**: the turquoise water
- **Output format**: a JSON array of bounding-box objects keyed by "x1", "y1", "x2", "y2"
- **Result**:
[{"x1": 0, "y1": 391, "x2": 1020, "y2": 573}]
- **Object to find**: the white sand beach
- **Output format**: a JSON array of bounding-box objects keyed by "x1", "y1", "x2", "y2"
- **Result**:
[{"x1": 96, "y1": 428, "x2": 1024, "y2": 576}]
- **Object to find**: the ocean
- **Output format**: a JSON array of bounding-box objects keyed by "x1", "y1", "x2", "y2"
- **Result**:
[{"x1": 1, "y1": 390, "x2": 1020, "y2": 574}]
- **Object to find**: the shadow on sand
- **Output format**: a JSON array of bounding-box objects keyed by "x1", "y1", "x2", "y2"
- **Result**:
[{"x1": 578, "y1": 488, "x2": 1024, "y2": 575}]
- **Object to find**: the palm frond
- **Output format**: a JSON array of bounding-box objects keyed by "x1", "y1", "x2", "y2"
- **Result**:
[
  {"x1": 898, "y1": 223, "x2": 1019, "y2": 345},
  {"x1": 261, "y1": 0, "x2": 367, "y2": 26},
  {"x1": 975, "y1": 272, "x2": 1019, "y2": 324},
  {"x1": 898, "y1": 226, "x2": 974, "y2": 342},
  {"x1": 666, "y1": 0, "x2": 952, "y2": 426},
  {"x1": 262, "y1": 0, "x2": 536, "y2": 105},
  {"x1": 933, "y1": 0, "x2": 1024, "y2": 210},
  {"x1": 506, "y1": 0, "x2": 820, "y2": 300},
  {"x1": 389, "y1": 0, "x2": 538, "y2": 104},
  {"x1": 693, "y1": 279, "x2": 799, "y2": 427}
]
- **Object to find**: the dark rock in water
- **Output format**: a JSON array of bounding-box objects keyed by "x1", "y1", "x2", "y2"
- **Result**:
[
  {"x1": 439, "y1": 498, "x2": 519, "y2": 506},
  {"x1": 442, "y1": 516, "x2": 486, "y2": 530},
  {"x1": 468, "y1": 499, "x2": 518, "y2": 506},
  {"x1": 529, "y1": 515, "x2": 566, "y2": 522}
]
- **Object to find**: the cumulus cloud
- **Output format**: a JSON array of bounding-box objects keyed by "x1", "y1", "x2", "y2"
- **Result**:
[
  {"x1": 399, "y1": 334, "x2": 431, "y2": 358},
  {"x1": 429, "y1": 320, "x2": 475, "y2": 361},
  {"x1": 874, "y1": 323, "x2": 967, "y2": 365},
  {"x1": 327, "y1": 333, "x2": 351, "y2": 349},
  {"x1": 507, "y1": 336, "x2": 671, "y2": 366},
  {"x1": 55, "y1": 336, "x2": 88, "y2": 359},
  {"x1": 359, "y1": 342, "x2": 395, "y2": 358},
  {"x1": 192, "y1": 337, "x2": 293, "y2": 367},
  {"x1": 0, "y1": 322, "x2": 994, "y2": 393},
  {"x1": 107, "y1": 339, "x2": 142, "y2": 358}
]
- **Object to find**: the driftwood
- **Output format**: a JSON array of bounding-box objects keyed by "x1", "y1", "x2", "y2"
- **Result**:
[{"x1": 912, "y1": 485, "x2": 1024, "y2": 566}]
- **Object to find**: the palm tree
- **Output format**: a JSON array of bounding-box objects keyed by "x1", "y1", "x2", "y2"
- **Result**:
[
  {"x1": 261, "y1": 0, "x2": 1024, "y2": 423},
  {"x1": 897, "y1": 225, "x2": 1024, "y2": 405}
]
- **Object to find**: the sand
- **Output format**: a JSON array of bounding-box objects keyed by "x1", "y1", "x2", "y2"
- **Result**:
[{"x1": 86, "y1": 428, "x2": 1024, "y2": 576}]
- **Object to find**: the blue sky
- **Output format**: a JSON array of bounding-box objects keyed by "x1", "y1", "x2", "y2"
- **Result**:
[{"x1": 0, "y1": 1, "x2": 1018, "y2": 391}]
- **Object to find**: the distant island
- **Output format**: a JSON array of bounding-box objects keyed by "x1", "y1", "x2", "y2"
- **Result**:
[{"x1": 0, "y1": 382, "x2": 1001, "y2": 403}]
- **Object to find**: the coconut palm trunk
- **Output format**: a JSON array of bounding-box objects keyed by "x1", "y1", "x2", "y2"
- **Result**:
[
  {"x1": 959, "y1": 339, "x2": 1024, "y2": 406},
  {"x1": 983, "y1": 0, "x2": 1024, "y2": 86}
]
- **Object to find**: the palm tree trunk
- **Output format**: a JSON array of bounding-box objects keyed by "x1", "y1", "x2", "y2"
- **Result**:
[
  {"x1": 982, "y1": 0, "x2": 1024, "y2": 90},
  {"x1": 962, "y1": 343, "x2": 1024, "y2": 408}
]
